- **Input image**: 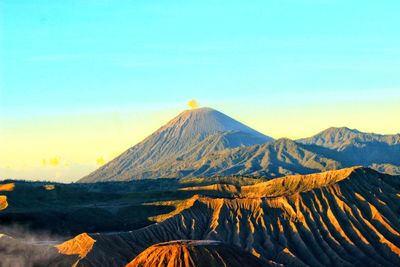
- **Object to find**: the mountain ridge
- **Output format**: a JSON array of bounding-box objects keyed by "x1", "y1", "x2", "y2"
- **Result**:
[
  {"x1": 298, "y1": 127, "x2": 400, "y2": 170},
  {"x1": 79, "y1": 109, "x2": 400, "y2": 182},
  {"x1": 297, "y1": 126, "x2": 400, "y2": 149},
  {"x1": 127, "y1": 240, "x2": 272, "y2": 267}
]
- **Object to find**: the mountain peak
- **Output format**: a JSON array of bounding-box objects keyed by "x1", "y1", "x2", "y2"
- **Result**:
[
  {"x1": 80, "y1": 107, "x2": 273, "y2": 182},
  {"x1": 297, "y1": 126, "x2": 400, "y2": 149},
  {"x1": 183, "y1": 106, "x2": 215, "y2": 113},
  {"x1": 158, "y1": 107, "x2": 271, "y2": 141},
  {"x1": 127, "y1": 240, "x2": 269, "y2": 267},
  {"x1": 323, "y1": 126, "x2": 361, "y2": 134}
]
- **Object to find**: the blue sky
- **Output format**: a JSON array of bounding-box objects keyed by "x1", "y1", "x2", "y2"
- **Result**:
[
  {"x1": 2, "y1": 0, "x2": 400, "y2": 114},
  {"x1": 1, "y1": 0, "x2": 400, "y2": 180}
]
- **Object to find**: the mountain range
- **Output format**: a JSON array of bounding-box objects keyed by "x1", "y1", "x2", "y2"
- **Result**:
[{"x1": 80, "y1": 107, "x2": 400, "y2": 182}]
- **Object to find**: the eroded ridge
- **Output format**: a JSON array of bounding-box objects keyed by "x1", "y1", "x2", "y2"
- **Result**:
[
  {"x1": 57, "y1": 233, "x2": 96, "y2": 258},
  {"x1": 126, "y1": 240, "x2": 271, "y2": 267},
  {"x1": 73, "y1": 167, "x2": 400, "y2": 266}
]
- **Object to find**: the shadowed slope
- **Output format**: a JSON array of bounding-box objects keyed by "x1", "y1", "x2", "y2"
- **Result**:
[
  {"x1": 298, "y1": 127, "x2": 400, "y2": 170},
  {"x1": 126, "y1": 240, "x2": 272, "y2": 267},
  {"x1": 181, "y1": 138, "x2": 342, "y2": 178},
  {"x1": 297, "y1": 127, "x2": 400, "y2": 149},
  {"x1": 75, "y1": 167, "x2": 400, "y2": 266}
]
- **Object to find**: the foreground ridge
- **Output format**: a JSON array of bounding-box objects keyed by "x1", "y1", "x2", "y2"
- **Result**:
[
  {"x1": 1, "y1": 167, "x2": 399, "y2": 266},
  {"x1": 74, "y1": 167, "x2": 400, "y2": 266},
  {"x1": 126, "y1": 240, "x2": 272, "y2": 267}
]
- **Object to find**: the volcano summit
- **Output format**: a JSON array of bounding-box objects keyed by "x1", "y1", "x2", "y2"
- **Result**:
[{"x1": 80, "y1": 107, "x2": 273, "y2": 182}]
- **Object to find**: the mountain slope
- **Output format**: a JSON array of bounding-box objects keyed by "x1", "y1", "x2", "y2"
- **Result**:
[
  {"x1": 298, "y1": 127, "x2": 400, "y2": 168},
  {"x1": 106, "y1": 138, "x2": 343, "y2": 180},
  {"x1": 370, "y1": 163, "x2": 400, "y2": 176},
  {"x1": 127, "y1": 240, "x2": 272, "y2": 267},
  {"x1": 80, "y1": 113, "x2": 400, "y2": 183},
  {"x1": 80, "y1": 108, "x2": 272, "y2": 182},
  {"x1": 297, "y1": 127, "x2": 400, "y2": 149},
  {"x1": 71, "y1": 167, "x2": 400, "y2": 266},
  {"x1": 170, "y1": 138, "x2": 343, "y2": 178}
]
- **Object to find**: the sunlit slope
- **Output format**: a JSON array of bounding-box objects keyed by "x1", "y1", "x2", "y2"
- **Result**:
[
  {"x1": 76, "y1": 167, "x2": 400, "y2": 266},
  {"x1": 126, "y1": 240, "x2": 272, "y2": 267},
  {"x1": 0, "y1": 183, "x2": 14, "y2": 211},
  {"x1": 57, "y1": 233, "x2": 96, "y2": 258}
]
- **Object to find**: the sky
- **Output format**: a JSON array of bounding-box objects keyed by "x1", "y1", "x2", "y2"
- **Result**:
[{"x1": 1, "y1": 0, "x2": 399, "y2": 181}]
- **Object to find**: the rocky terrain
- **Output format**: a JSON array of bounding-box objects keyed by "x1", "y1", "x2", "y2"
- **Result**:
[
  {"x1": 298, "y1": 127, "x2": 400, "y2": 171},
  {"x1": 297, "y1": 126, "x2": 400, "y2": 149},
  {"x1": 126, "y1": 240, "x2": 272, "y2": 267},
  {"x1": 69, "y1": 167, "x2": 399, "y2": 266},
  {"x1": 2, "y1": 167, "x2": 396, "y2": 266}
]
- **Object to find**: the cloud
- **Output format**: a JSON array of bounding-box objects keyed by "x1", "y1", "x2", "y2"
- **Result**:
[
  {"x1": 187, "y1": 99, "x2": 200, "y2": 109},
  {"x1": 96, "y1": 157, "x2": 106, "y2": 166}
]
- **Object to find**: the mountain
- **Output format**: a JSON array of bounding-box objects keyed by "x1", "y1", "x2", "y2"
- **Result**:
[
  {"x1": 370, "y1": 163, "x2": 400, "y2": 175},
  {"x1": 127, "y1": 240, "x2": 272, "y2": 267},
  {"x1": 168, "y1": 138, "x2": 343, "y2": 178},
  {"x1": 297, "y1": 127, "x2": 400, "y2": 149},
  {"x1": 80, "y1": 107, "x2": 273, "y2": 182},
  {"x1": 179, "y1": 134, "x2": 400, "y2": 180},
  {"x1": 64, "y1": 167, "x2": 400, "y2": 266},
  {"x1": 80, "y1": 113, "x2": 400, "y2": 182},
  {"x1": 297, "y1": 127, "x2": 400, "y2": 168}
]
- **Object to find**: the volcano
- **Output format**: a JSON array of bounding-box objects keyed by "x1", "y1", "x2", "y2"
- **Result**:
[
  {"x1": 80, "y1": 107, "x2": 273, "y2": 182},
  {"x1": 80, "y1": 109, "x2": 400, "y2": 183}
]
